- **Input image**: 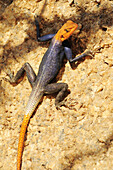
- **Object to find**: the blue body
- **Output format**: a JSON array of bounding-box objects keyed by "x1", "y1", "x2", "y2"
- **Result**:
[{"x1": 35, "y1": 38, "x2": 64, "y2": 87}]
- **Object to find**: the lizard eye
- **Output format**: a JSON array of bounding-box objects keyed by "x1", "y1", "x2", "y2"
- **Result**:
[{"x1": 65, "y1": 29, "x2": 69, "y2": 32}]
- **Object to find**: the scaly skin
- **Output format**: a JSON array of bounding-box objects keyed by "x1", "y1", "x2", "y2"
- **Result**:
[
  {"x1": 17, "y1": 115, "x2": 30, "y2": 170},
  {"x1": 16, "y1": 20, "x2": 78, "y2": 170}
]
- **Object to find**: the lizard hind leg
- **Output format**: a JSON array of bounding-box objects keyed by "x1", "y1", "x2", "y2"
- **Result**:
[
  {"x1": 44, "y1": 82, "x2": 68, "y2": 109},
  {"x1": 4, "y1": 62, "x2": 36, "y2": 87}
]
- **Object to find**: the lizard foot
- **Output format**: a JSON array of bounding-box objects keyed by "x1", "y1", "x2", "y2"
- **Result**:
[
  {"x1": 55, "y1": 100, "x2": 67, "y2": 110},
  {"x1": 2, "y1": 68, "x2": 17, "y2": 85},
  {"x1": 83, "y1": 50, "x2": 94, "y2": 58}
]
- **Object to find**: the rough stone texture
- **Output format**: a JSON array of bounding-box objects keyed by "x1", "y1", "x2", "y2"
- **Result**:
[{"x1": 0, "y1": 0, "x2": 113, "y2": 169}]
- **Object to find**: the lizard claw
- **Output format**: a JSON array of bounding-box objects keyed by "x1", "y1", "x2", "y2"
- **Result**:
[
  {"x1": 2, "y1": 77, "x2": 16, "y2": 85},
  {"x1": 2, "y1": 77, "x2": 11, "y2": 83},
  {"x1": 4, "y1": 68, "x2": 14, "y2": 79}
]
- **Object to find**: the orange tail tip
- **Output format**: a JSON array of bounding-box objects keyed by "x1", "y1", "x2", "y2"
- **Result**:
[
  {"x1": 54, "y1": 20, "x2": 78, "y2": 42},
  {"x1": 17, "y1": 115, "x2": 30, "y2": 170}
]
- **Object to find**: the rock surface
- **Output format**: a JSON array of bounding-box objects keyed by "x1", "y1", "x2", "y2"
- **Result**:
[{"x1": 0, "y1": 0, "x2": 113, "y2": 169}]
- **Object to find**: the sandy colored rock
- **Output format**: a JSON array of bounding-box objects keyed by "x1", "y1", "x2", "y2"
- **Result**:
[{"x1": 0, "y1": 0, "x2": 113, "y2": 169}]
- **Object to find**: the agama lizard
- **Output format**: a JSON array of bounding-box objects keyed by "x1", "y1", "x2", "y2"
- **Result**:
[{"x1": 5, "y1": 17, "x2": 92, "y2": 170}]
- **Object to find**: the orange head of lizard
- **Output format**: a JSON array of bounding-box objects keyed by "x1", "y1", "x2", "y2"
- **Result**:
[{"x1": 54, "y1": 20, "x2": 78, "y2": 42}]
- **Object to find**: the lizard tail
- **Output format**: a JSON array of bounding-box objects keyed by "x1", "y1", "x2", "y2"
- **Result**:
[
  {"x1": 17, "y1": 91, "x2": 44, "y2": 169},
  {"x1": 17, "y1": 114, "x2": 30, "y2": 170}
]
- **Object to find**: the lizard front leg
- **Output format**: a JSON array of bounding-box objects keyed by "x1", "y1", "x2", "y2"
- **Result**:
[
  {"x1": 65, "y1": 47, "x2": 93, "y2": 62},
  {"x1": 44, "y1": 83, "x2": 68, "y2": 109},
  {"x1": 4, "y1": 62, "x2": 36, "y2": 87},
  {"x1": 35, "y1": 16, "x2": 55, "y2": 42},
  {"x1": 63, "y1": 40, "x2": 93, "y2": 63}
]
